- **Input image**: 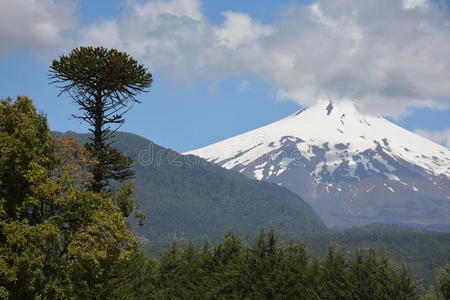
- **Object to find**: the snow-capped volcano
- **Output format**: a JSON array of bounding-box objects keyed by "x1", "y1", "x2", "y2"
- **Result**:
[{"x1": 186, "y1": 99, "x2": 450, "y2": 228}]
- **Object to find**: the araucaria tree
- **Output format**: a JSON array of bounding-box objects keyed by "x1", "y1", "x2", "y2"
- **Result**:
[{"x1": 50, "y1": 46, "x2": 153, "y2": 192}]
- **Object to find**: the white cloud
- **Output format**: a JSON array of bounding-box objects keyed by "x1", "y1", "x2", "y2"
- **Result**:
[
  {"x1": 3, "y1": 0, "x2": 450, "y2": 116},
  {"x1": 80, "y1": 21, "x2": 121, "y2": 49},
  {"x1": 78, "y1": 0, "x2": 450, "y2": 116},
  {"x1": 0, "y1": 0, "x2": 77, "y2": 58},
  {"x1": 414, "y1": 128, "x2": 450, "y2": 147},
  {"x1": 129, "y1": 0, "x2": 204, "y2": 21},
  {"x1": 403, "y1": 0, "x2": 428, "y2": 9},
  {"x1": 214, "y1": 11, "x2": 273, "y2": 49}
]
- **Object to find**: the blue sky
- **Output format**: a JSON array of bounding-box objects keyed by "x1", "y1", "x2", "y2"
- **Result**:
[{"x1": 0, "y1": 0, "x2": 449, "y2": 152}]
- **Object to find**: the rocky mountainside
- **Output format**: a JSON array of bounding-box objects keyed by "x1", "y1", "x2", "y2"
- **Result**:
[{"x1": 186, "y1": 99, "x2": 450, "y2": 228}]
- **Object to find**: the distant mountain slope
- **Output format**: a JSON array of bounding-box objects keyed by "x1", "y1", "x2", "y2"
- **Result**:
[
  {"x1": 53, "y1": 131, "x2": 327, "y2": 248},
  {"x1": 186, "y1": 99, "x2": 450, "y2": 228}
]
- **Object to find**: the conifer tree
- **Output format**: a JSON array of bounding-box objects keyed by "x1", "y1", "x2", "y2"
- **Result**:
[
  {"x1": 438, "y1": 264, "x2": 450, "y2": 299},
  {"x1": 50, "y1": 46, "x2": 153, "y2": 192}
]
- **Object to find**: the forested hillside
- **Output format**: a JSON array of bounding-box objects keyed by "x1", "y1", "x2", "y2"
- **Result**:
[{"x1": 53, "y1": 131, "x2": 328, "y2": 249}]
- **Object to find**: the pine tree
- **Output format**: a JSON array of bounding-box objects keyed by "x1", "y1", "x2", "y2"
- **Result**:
[
  {"x1": 319, "y1": 246, "x2": 354, "y2": 299},
  {"x1": 437, "y1": 264, "x2": 450, "y2": 299}
]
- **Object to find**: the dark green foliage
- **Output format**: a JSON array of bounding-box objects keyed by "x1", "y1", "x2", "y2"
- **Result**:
[
  {"x1": 143, "y1": 230, "x2": 422, "y2": 299},
  {"x1": 437, "y1": 265, "x2": 450, "y2": 299},
  {"x1": 49, "y1": 47, "x2": 152, "y2": 99},
  {"x1": 50, "y1": 46, "x2": 153, "y2": 192},
  {"x1": 85, "y1": 143, "x2": 136, "y2": 192},
  {"x1": 344, "y1": 223, "x2": 423, "y2": 233},
  {"x1": 296, "y1": 226, "x2": 450, "y2": 286}
]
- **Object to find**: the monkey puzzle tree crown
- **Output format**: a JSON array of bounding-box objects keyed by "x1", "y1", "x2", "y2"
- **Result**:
[{"x1": 49, "y1": 46, "x2": 152, "y2": 137}]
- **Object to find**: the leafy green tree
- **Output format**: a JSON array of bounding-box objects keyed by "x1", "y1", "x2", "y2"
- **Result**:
[
  {"x1": 50, "y1": 46, "x2": 153, "y2": 192},
  {"x1": 0, "y1": 97, "x2": 55, "y2": 222},
  {"x1": 0, "y1": 97, "x2": 144, "y2": 299}
]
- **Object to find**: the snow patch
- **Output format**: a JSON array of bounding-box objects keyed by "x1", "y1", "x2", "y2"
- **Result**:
[
  {"x1": 386, "y1": 186, "x2": 395, "y2": 192},
  {"x1": 253, "y1": 168, "x2": 264, "y2": 180}
]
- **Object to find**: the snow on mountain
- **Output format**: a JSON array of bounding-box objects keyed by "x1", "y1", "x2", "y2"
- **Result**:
[
  {"x1": 186, "y1": 99, "x2": 450, "y2": 228},
  {"x1": 188, "y1": 99, "x2": 449, "y2": 180}
]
